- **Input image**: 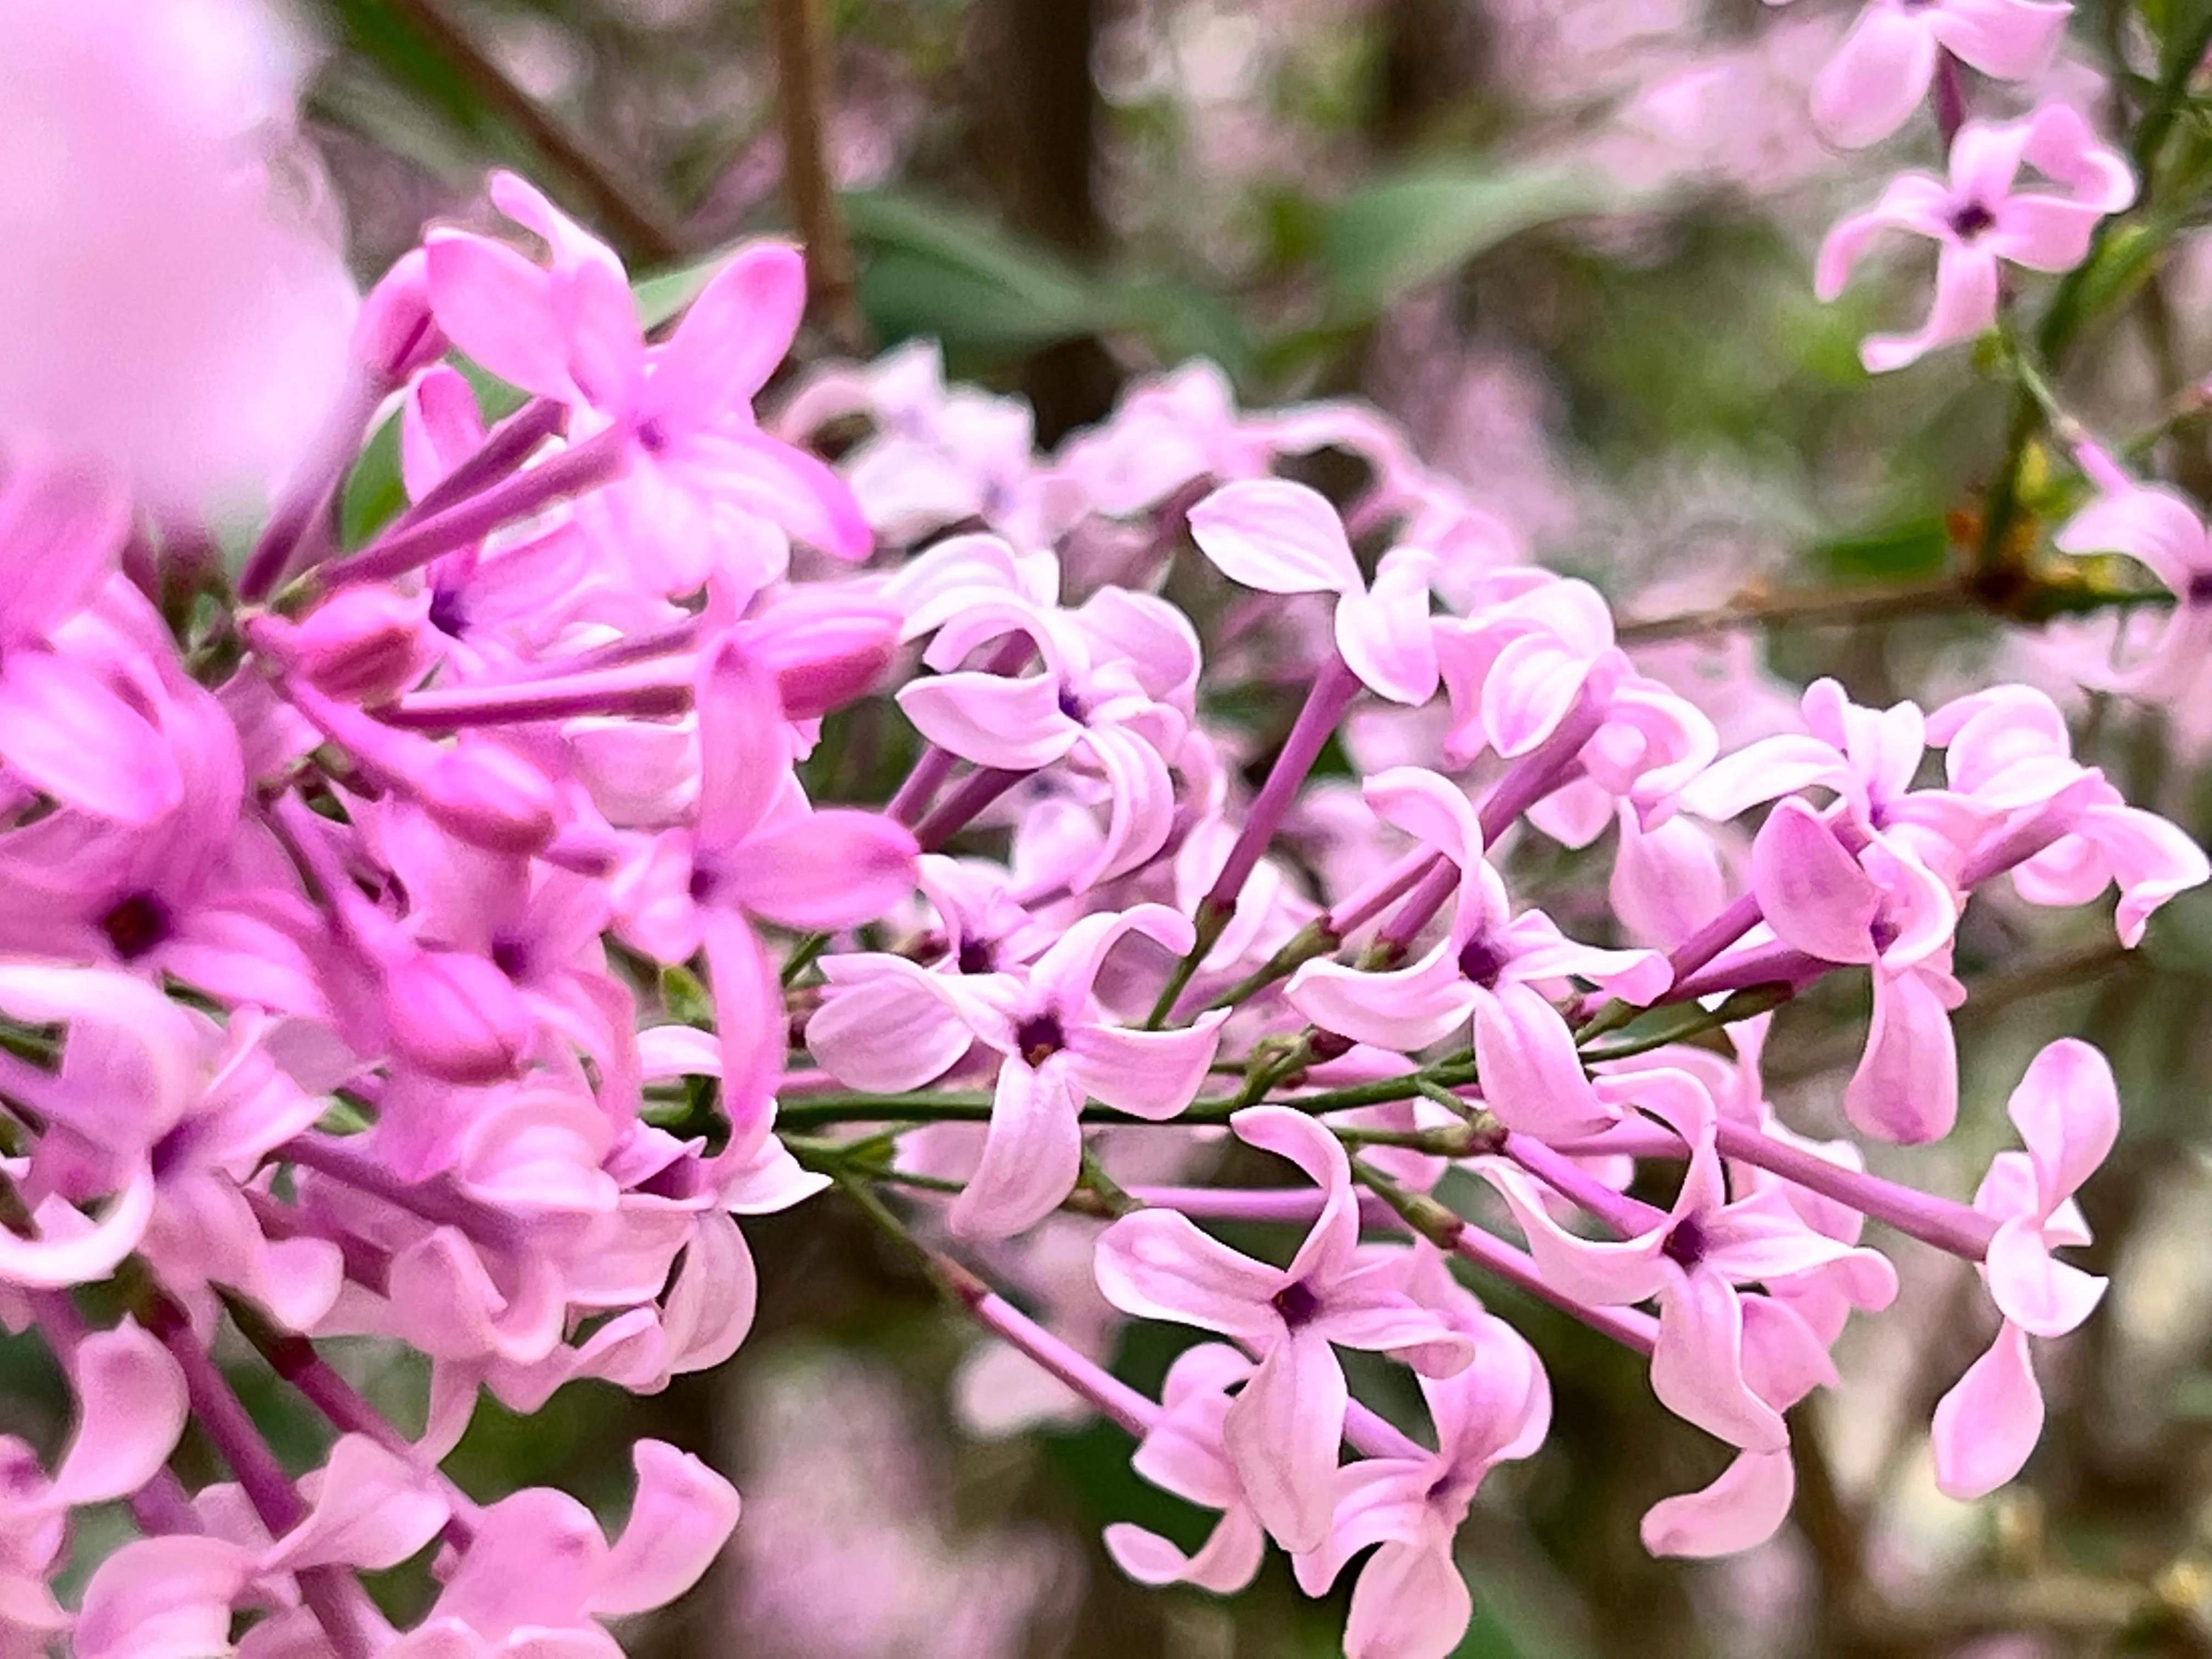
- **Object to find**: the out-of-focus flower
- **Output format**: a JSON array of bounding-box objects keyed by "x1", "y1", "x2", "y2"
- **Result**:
[{"x1": 0, "y1": 0, "x2": 357, "y2": 514}]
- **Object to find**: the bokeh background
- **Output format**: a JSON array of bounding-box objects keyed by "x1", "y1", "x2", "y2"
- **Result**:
[{"x1": 13, "y1": 1, "x2": 2212, "y2": 1654}]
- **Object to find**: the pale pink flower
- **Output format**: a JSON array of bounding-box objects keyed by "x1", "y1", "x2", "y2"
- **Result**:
[
  {"x1": 1934, "y1": 1040, "x2": 2115, "y2": 1498},
  {"x1": 1287, "y1": 769, "x2": 1668, "y2": 1139},
  {"x1": 1817, "y1": 104, "x2": 2135, "y2": 371},
  {"x1": 1481, "y1": 1069, "x2": 1893, "y2": 1452},
  {"x1": 1103, "y1": 1344, "x2": 1267, "y2": 1594},
  {"x1": 1292, "y1": 1299, "x2": 1549, "y2": 1659},
  {"x1": 1095, "y1": 1107, "x2": 1474, "y2": 1551},
  {"x1": 1188, "y1": 479, "x2": 1440, "y2": 706},
  {"x1": 1811, "y1": 0, "x2": 2072, "y2": 149}
]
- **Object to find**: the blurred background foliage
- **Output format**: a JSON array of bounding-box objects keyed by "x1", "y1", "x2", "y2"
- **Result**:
[{"x1": 9, "y1": 0, "x2": 2212, "y2": 1654}]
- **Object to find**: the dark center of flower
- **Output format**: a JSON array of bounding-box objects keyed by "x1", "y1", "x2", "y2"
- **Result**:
[
  {"x1": 2189, "y1": 571, "x2": 2212, "y2": 606},
  {"x1": 636, "y1": 418, "x2": 670, "y2": 455},
  {"x1": 1869, "y1": 911, "x2": 1900, "y2": 956},
  {"x1": 1272, "y1": 1280, "x2": 1321, "y2": 1328},
  {"x1": 1457, "y1": 933, "x2": 1510, "y2": 989},
  {"x1": 688, "y1": 863, "x2": 720, "y2": 904},
  {"x1": 428, "y1": 586, "x2": 468, "y2": 638},
  {"x1": 1950, "y1": 201, "x2": 1996, "y2": 240},
  {"x1": 1014, "y1": 1011, "x2": 1065, "y2": 1067},
  {"x1": 1057, "y1": 684, "x2": 1087, "y2": 723},
  {"x1": 956, "y1": 936, "x2": 997, "y2": 975},
  {"x1": 100, "y1": 891, "x2": 172, "y2": 961},
  {"x1": 1663, "y1": 1215, "x2": 1708, "y2": 1269},
  {"x1": 490, "y1": 936, "x2": 530, "y2": 979}
]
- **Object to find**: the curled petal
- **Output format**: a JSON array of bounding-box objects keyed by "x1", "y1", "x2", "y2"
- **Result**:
[
  {"x1": 1286, "y1": 949, "x2": 1478, "y2": 1056},
  {"x1": 1475, "y1": 981, "x2": 1618, "y2": 1141},
  {"x1": 1223, "y1": 1328, "x2": 1346, "y2": 1553},
  {"x1": 808, "y1": 957, "x2": 975, "y2": 1092},
  {"x1": 950, "y1": 1061, "x2": 1084, "y2": 1239},
  {"x1": 1641, "y1": 1449, "x2": 1796, "y2": 1559},
  {"x1": 1094, "y1": 1210, "x2": 1282, "y2": 1341},
  {"x1": 593, "y1": 1441, "x2": 743, "y2": 1617},
  {"x1": 1984, "y1": 1217, "x2": 2105, "y2": 1338},
  {"x1": 1844, "y1": 966, "x2": 1958, "y2": 1145},
  {"x1": 1861, "y1": 245, "x2": 2002, "y2": 374},
  {"x1": 1752, "y1": 799, "x2": 1880, "y2": 964},
  {"x1": 1187, "y1": 479, "x2": 1362, "y2": 596},
  {"x1": 1929, "y1": 0, "x2": 2071, "y2": 81},
  {"x1": 1474, "y1": 1158, "x2": 1672, "y2": 1307},
  {"x1": 269, "y1": 1435, "x2": 449, "y2": 1573},
  {"x1": 1932, "y1": 1321, "x2": 2043, "y2": 1500},
  {"x1": 2005, "y1": 1037, "x2": 2119, "y2": 1212},
  {"x1": 1651, "y1": 1269, "x2": 1789, "y2": 1453},
  {"x1": 1811, "y1": 5, "x2": 1939, "y2": 149},
  {"x1": 1342, "y1": 1538, "x2": 1473, "y2": 1659},
  {"x1": 1335, "y1": 548, "x2": 1438, "y2": 704},
  {"x1": 1814, "y1": 173, "x2": 1953, "y2": 301},
  {"x1": 1064, "y1": 1015, "x2": 1225, "y2": 1121},
  {"x1": 895, "y1": 672, "x2": 1081, "y2": 771},
  {"x1": 1105, "y1": 1509, "x2": 1265, "y2": 1595},
  {"x1": 50, "y1": 1318, "x2": 188, "y2": 1506},
  {"x1": 645, "y1": 242, "x2": 805, "y2": 427}
]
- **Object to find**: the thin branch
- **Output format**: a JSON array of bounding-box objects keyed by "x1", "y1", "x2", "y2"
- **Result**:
[
  {"x1": 377, "y1": 0, "x2": 684, "y2": 266},
  {"x1": 768, "y1": 0, "x2": 866, "y2": 353},
  {"x1": 1615, "y1": 571, "x2": 2166, "y2": 645}
]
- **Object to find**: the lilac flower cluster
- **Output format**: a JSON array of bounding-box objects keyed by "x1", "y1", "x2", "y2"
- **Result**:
[{"x1": 3, "y1": 3, "x2": 2208, "y2": 1657}]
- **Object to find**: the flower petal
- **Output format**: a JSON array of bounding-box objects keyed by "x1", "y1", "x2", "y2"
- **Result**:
[
  {"x1": 1640, "y1": 1449, "x2": 1796, "y2": 1559},
  {"x1": 1932, "y1": 1321, "x2": 2043, "y2": 1499},
  {"x1": 1187, "y1": 478, "x2": 1362, "y2": 595},
  {"x1": 1093, "y1": 1210, "x2": 1282, "y2": 1341},
  {"x1": 1223, "y1": 1328, "x2": 1346, "y2": 1552},
  {"x1": 950, "y1": 1060, "x2": 1084, "y2": 1239}
]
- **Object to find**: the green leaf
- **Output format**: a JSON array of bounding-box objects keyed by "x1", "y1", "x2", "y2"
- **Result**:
[
  {"x1": 338, "y1": 413, "x2": 408, "y2": 550},
  {"x1": 1322, "y1": 162, "x2": 1619, "y2": 318},
  {"x1": 843, "y1": 190, "x2": 1113, "y2": 358},
  {"x1": 1811, "y1": 517, "x2": 1950, "y2": 582}
]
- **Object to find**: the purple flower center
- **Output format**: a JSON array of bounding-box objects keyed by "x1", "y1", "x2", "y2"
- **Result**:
[
  {"x1": 1272, "y1": 1279, "x2": 1321, "y2": 1327},
  {"x1": 1662, "y1": 1215, "x2": 1708, "y2": 1269},
  {"x1": 428, "y1": 586, "x2": 468, "y2": 637},
  {"x1": 1057, "y1": 684, "x2": 1088, "y2": 723},
  {"x1": 1457, "y1": 934, "x2": 1510, "y2": 989},
  {"x1": 1014, "y1": 1011, "x2": 1065, "y2": 1066},
  {"x1": 490, "y1": 936, "x2": 530, "y2": 979},
  {"x1": 100, "y1": 891, "x2": 172, "y2": 960},
  {"x1": 956, "y1": 936, "x2": 997, "y2": 975},
  {"x1": 2188, "y1": 571, "x2": 2212, "y2": 605},
  {"x1": 1950, "y1": 201, "x2": 1996, "y2": 240},
  {"x1": 687, "y1": 862, "x2": 720, "y2": 904}
]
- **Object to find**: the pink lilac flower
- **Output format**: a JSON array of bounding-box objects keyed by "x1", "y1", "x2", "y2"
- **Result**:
[
  {"x1": 2054, "y1": 480, "x2": 2212, "y2": 697},
  {"x1": 1933, "y1": 1039, "x2": 2115, "y2": 1498},
  {"x1": 1102, "y1": 1344, "x2": 1267, "y2": 1594},
  {"x1": 1480, "y1": 1067, "x2": 1894, "y2": 1451},
  {"x1": 425, "y1": 172, "x2": 869, "y2": 592},
  {"x1": 1188, "y1": 479, "x2": 1441, "y2": 706},
  {"x1": 1293, "y1": 1285, "x2": 1549, "y2": 1659},
  {"x1": 1095, "y1": 1107, "x2": 1474, "y2": 1551},
  {"x1": 842, "y1": 905, "x2": 1222, "y2": 1237},
  {"x1": 1287, "y1": 768, "x2": 1669, "y2": 1139},
  {"x1": 1809, "y1": 0, "x2": 2072, "y2": 150},
  {"x1": 1816, "y1": 104, "x2": 2135, "y2": 371}
]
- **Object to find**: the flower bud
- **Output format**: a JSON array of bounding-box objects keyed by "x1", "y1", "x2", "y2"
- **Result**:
[
  {"x1": 351, "y1": 249, "x2": 448, "y2": 387},
  {"x1": 743, "y1": 589, "x2": 901, "y2": 720},
  {"x1": 290, "y1": 587, "x2": 431, "y2": 703},
  {"x1": 383, "y1": 949, "x2": 533, "y2": 1085},
  {"x1": 414, "y1": 742, "x2": 558, "y2": 856}
]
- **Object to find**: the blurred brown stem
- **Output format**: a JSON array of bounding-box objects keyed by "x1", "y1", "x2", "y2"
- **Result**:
[
  {"x1": 769, "y1": 0, "x2": 866, "y2": 355},
  {"x1": 1616, "y1": 573, "x2": 2167, "y2": 644},
  {"x1": 378, "y1": 0, "x2": 683, "y2": 265}
]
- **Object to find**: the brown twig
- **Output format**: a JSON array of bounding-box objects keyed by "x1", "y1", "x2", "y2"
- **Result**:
[
  {"x1": 379, "y1": 0, "x2": 684, "y2": 266},
  {"x1": 768, "y1": 0, "x2": 866, "y2": 354},
  {"x1": 1616, "y1": 572, "x2": 2169, "y2": 645}
]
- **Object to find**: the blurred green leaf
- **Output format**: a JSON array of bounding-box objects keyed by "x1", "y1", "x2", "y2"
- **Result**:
[
  {"x1": 339, "y1": 414, "x2": 409, "y2": 551},
  {"x1": 845, "y1": 190, "x2": 1111, "y2": 357},
  {"x1": 1811, "y1": 517, "x2": 1949, "y2": 582},
  {"x1": 1322, "y1": 162, "x2": 1618, "y2": 318}
]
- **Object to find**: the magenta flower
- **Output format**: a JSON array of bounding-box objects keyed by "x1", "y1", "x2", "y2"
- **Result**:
[
  {"x1": 1292, "y1": 1304, "x2": 1549, "y2": 1659},
  {"x1": 1103, "y1": 1344, "x2": 1267, "y2": 1594},
  {"x1": 1934, "y1": 1040, "x2": 2116, "y2": 1498},
  {"x1": 1188, "y1": 478, "x2": 1440, "y2": 706},
  {"x1": 1434, "y1": 569, "x2": 1618, "y2": 762},
  {"x1": 613, "y1": 634, "x2": 918, "y2": 1128},
  {"x1": 0, "y1": 464, "x2": 182, "y2": 823},
  {"x1": 1810, "y1": 0, "x2": 2072, "y2": 149},
  {"x1": 1817, "y1": 104, "x2": 2135, "y2": 371},
  {"x1": 1481, "y1": 1069, "x2": 1893, "y2": 1452},
  {"x1": 425, "y1": 172, "x2": 868, "y2": 587},
  {"x1": 1096, "y1": 1107, "x2": 1474, "y2": 1551},
  {"x1": 1287, "y1": 768, "x2": 1668, "y2": 1139}
]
